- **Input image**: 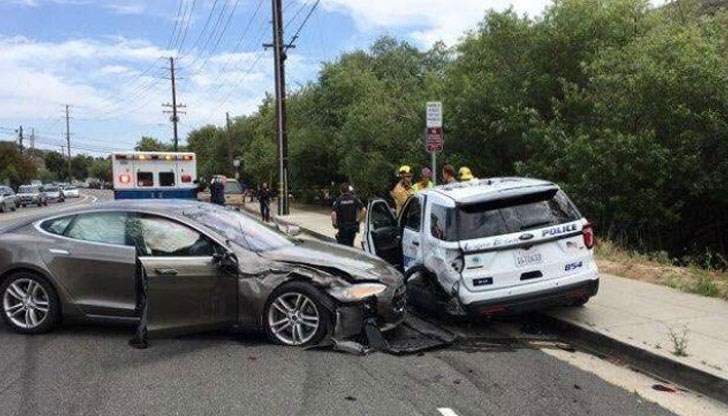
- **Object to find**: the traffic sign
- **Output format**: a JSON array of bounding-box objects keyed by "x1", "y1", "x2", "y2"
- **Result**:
[
  {"x1": 426, "y1": 127, "x2": 443, "y2": 153},
  {"x1": 426, "y1": 101, "x2": 442, "y2": 128}
]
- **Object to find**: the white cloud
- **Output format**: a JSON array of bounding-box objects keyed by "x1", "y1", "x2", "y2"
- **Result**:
[
  {"x1": 321, "y1": 0, "x2": 551, "y2": 46},
  {"x1": 0, "y1": 34, "x2": 282, "y2": 130}
]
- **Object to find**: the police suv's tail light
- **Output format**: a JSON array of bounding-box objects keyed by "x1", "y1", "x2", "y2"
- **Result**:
[
  {"x1": 181, "y1": 175, "x2": 192, "y2": 183},
  {"x1": 583, "y1": 223, "x2": 595, "y2": 249},
  {"x1": 118, "y1": 174, "x2": 131, "y2": 185}
]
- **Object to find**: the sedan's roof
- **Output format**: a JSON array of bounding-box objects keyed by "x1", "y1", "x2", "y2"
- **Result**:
[
  {"x1": 0, "y1": 200, "x2": 213, "y2": 232},
  {"x1": 90, "y1": 199, "x2": 205, "y2": 212}
]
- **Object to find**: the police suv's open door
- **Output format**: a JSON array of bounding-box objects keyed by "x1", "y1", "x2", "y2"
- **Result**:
[{"x1": 364, "y1": 199, "x2": 402, "y2": 268}]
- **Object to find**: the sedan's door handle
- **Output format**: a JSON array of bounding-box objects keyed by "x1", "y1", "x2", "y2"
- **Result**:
[
  {"x1": 154, "y1": 268, "x2": 178, "y2": 276},
  {"x1": 49, "y1": 249, "x2": 70, "y2": 255},
  {"x1": 412, "y1": 241, "x2": 420, "y2": 247}
]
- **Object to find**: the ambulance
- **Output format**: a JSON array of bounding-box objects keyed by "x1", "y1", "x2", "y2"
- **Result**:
[{"x1": 111, "y1": 152, "x2": 198, "y2": 200}]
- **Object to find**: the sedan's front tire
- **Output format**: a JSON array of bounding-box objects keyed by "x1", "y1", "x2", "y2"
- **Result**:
[
  {"x1": 263, "y1": 282, "x2": 330, "y2": 347},
  {"x1": 0, "y1": 272, "x2": 60, "y2": 334}
]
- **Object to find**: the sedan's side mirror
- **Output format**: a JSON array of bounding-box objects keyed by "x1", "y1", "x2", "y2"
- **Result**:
[{"x1": 213, "y1": 251, "x2": 238, "y2": 266}]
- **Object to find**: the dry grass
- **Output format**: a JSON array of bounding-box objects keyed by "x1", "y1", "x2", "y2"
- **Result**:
[{"x1": 595, "y1": 240, "x2": 728, "y2": 300}]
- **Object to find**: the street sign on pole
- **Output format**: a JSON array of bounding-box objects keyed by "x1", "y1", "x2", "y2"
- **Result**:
[
  {"x1": 426, "y1": 101, "x2": 442, "y2": 128},
  {"x1": 425, "y1": 101, "x2": 443, "y2": 185},
  {"x1": 426, "y1": 127, "x2": 444, "y2": 153}
]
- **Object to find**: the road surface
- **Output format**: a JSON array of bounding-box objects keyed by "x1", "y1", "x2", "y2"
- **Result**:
[{"x1": 0, "y1": 191, "x2": 721, "y2": 416}]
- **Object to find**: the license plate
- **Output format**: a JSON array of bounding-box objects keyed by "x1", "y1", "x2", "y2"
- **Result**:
[{"x1": 514, "y1": 248, "x2": 543, "y2": 268}]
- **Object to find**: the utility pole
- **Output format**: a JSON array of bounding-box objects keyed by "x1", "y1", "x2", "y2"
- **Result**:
[
  {"x1": 162, "y1": 57, "x2": 186, "y2": 152},
  {"x1": 16, "y1": 125, "x2": 23, "y2": 153},
  {"x1": 226, "y1": 112, "x2": 234, "y2": 176},
  {"x1": 30, "y1": 128, "x2": 35, "y2": 150},
  {"x1": 65, "y1": 105, "x2": 72, "y2": 180},
  {"x1": 267, "y1": 0, "x2": 290, "y2": 216}
]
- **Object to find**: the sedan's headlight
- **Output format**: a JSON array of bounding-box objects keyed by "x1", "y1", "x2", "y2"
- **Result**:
[{"x1": 328, "y1": 283, "x2": 387, "y2": 302}]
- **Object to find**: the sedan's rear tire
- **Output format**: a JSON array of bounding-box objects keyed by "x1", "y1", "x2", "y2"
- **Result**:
[
  {"x1": 263, "y1": 282, "x2": 330, "y2": 347},
  {"x1": 0, "y1": 272, "x2": 60, "y2": 334}
]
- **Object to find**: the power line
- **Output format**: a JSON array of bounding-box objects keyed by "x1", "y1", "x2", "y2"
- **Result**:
[
  {"x1": 180, "y1": 0, "x2": 221, "y2": 62},
  {"x1": 285, "y1": 0, "x2": 320, "y2": 52},
  {"x1": 187, "y1": 0, "x2": 243, "y2": 75},
  {"x1": 185, "y1": 0, "x2": 266, "y2": 107},
  {"x1": 175, "y1": 0, "x2": 198, "y2": 57}
]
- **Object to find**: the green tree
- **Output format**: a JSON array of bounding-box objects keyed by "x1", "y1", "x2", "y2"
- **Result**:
[
  {"x1": 44, "y1": 151, "x2": 66, "y2": 180},
  {"x1": 134, "y1": 136, "x2": 174, "y2": 152},
  {"x1": 88, "y1": 158, "x2": 112, "y2": 183},
  {"x1": 0, "y1": 142, "x2": 37, "y2": 188}
]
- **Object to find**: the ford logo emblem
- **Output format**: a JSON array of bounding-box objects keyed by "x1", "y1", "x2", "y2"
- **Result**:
[{"x1": 519, "y1": 233, "x2": 534, "y2": 241}]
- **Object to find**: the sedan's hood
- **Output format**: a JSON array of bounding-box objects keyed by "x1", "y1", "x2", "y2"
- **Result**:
[{"x1": 260, "y1": 240, "x2": 401, "y2": 286}]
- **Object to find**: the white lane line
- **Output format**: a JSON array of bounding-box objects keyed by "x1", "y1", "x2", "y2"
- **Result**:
[{"x1": 438, "y1": 408, "x2": 460, "y2": 416}]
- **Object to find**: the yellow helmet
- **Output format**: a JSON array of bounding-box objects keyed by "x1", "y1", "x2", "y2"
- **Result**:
[
  {"x1": 398, "y1": 165, "x2": 413, "y2": 176},
  {"x1": 458, "y1": 166, "x2": 474, "y2": 181}
]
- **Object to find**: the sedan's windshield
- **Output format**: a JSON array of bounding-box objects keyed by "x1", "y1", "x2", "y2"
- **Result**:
[{"x1": 182, "y1": 205, "x2": 295, "y2": 252}]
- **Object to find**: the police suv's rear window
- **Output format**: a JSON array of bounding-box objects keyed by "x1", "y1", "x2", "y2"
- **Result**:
[{"x1": 456, "y1": 189, "x2": 581, "y2": 241}]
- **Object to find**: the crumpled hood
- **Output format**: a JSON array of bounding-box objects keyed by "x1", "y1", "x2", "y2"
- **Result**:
[{"x1": 260, "y1": 240, "x2": 402, "y2": 286}]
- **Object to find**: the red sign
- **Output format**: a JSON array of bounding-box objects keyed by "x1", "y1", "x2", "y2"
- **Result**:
[{"x1": 426, "y1": 127, "x2": 443, "y2": 153}]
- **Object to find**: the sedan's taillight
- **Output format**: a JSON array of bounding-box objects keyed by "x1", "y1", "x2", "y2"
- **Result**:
[{"x1": 583, "y1": 223, "x2": 595, "y2": 249}]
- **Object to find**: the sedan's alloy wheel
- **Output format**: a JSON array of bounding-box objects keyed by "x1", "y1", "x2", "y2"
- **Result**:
[
  {"x1": 2, "y1": 278, "x2": 50, "y2": 329},
  {"x1": 267, "y1": 292, "x2": 320, "y2": 345}
]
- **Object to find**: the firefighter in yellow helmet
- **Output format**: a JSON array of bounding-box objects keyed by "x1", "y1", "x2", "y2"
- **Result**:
[
  {"x1": 390, "y1": 165, "x2": 414, "y2": 215},
  {"x1": 458, "y1": 166, "x2": 475, "y2": 182}
]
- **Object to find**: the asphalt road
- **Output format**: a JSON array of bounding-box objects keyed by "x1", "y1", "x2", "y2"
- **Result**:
[{"x1": 0, "y1": 191, "x2": 679, "y2": 416}]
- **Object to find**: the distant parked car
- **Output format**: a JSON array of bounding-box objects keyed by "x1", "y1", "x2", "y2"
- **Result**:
[
  {"x1": 61, "y1": 185, "x2": 80, "y2": 198},
  {"x1": 16, "y1": 185, "x2": 48, "y2": 207},
  {"x1": 42, "y1": 185, "x2": 65, "y2": 203},
  {"x1": 0, "y1": 186, "x2": 18, "y2": 213}
]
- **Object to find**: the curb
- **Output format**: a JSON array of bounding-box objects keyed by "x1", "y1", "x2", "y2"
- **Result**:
[
  {"x1": 535, "y1": 313, "x2": 728, "y2": 404},
  {"x1": 245, "y1": 206, "x2": 728, "y2": 404}
]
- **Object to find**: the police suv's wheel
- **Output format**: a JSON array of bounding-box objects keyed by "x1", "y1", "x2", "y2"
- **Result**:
[
  {"x1": 404, "y1": 266, "x2": 450, "y2": 317},
  {"x1": 263, "y1": 282, "x2": 330, "y2": 347},
  {"x1": 0, "y1": 272, "x2": 60, "y2": 334}
]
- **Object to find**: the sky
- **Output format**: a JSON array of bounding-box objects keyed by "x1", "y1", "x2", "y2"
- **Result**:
[{"x1": 0, "y1": 0, "x2": 664, "y2": 155}]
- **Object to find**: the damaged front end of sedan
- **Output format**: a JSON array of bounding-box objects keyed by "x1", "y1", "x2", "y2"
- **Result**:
[{"x1": 129, "y1": 254, "x2": 409, "y2": 354}]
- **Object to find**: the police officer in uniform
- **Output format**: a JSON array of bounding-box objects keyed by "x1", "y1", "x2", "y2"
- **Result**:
[{"x1": 331, "y1": 182, "x2": 366, "y2": 247}]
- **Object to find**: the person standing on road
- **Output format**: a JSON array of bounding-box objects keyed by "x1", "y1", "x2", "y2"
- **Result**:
[
  {"x1": 331, "y1": 182, "x2": 366, "y2": 247},
  {"x1": 390, "y1": 165, "x2": 414, "y2": 216},
  {"x1": 258, "y1": 182, "x2": 272, "y2": 222},
  {"x1": 442, "y1": 164, "x2": 457, "y2": 184},
  {"x1": 210, "y1": 176, "x2": 225, "y2": 206},
  {"x1": 413, "y1": 167, "x2": 434, "y2": 192}
]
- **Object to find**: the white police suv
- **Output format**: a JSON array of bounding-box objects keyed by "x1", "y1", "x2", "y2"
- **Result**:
[{"x1": 363, "y1": 177, "x2": 598, "y2": 317}]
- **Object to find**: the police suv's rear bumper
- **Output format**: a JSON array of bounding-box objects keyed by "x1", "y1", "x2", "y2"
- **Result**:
[{"x1": 459, "y1": 273, "x2": 599, "y2": 317}]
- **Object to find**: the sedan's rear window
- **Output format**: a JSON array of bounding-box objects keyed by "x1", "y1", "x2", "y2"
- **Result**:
[
  {"x1": 455, "y1": 189, "x2": 581, "y2": 241},
  {"x1": 19, "y1": 186, "x2": 39, "y2": 193},
  {"x1": 40, "y1": 216, "x2": 75, "y2": 236}
]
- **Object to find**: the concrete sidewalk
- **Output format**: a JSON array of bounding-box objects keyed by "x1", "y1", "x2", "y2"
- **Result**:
[{"x1": 244, "y1": 202, "x2": 728, "y2": 393}]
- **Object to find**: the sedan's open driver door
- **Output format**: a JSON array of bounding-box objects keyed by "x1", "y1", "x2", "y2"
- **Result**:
[
  {"x1": 139, "y1": 255, "x2": 238, "y2": 338},
  {"x1": 364, "y1": 199, "x2": 403, "y2": 268}
]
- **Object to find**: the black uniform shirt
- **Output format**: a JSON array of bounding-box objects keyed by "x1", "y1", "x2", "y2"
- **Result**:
[
  {"x1": 258, "y1": 188, "x2": 272, "y2": 204},
  {"x1": 333, "y1": 193, "x2": 364, "y2": 226}
]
